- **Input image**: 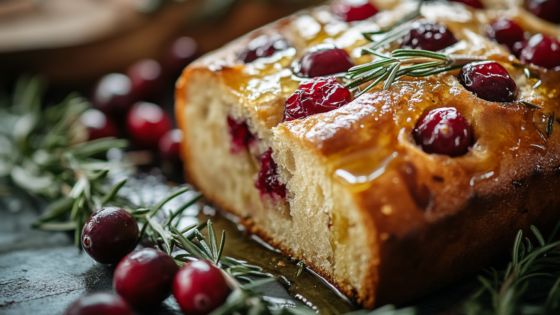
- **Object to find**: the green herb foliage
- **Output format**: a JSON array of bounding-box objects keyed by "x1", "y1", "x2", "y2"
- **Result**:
[
  {"x1": 0, "y1": 76, "x2": 129, "y2": 245},
  {"x1": 463, "y1": 222, "x2": 560, "y2": 315}
]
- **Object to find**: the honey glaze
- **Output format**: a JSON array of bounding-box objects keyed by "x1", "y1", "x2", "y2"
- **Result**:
[{"x1": 209, "y1": 0, "x2": 560, "y2": 221}]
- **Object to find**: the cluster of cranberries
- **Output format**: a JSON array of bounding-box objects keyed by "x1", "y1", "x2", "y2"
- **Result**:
[
  {"x1": 82, "y1": 36, "x2": 198, "y2": 163},
  {"x1": 69, "y1": 207, "x2": 230, "y2": 315},
  {"x1": 485, "y1": 17, "x2": 560, "y2": 69}
]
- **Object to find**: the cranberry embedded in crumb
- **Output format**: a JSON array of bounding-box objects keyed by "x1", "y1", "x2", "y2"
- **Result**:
[
  {"x1": 527, "y1": 0, "x2": 560, "y2": 24},
  {"x1": 449, "y1": 0, "x2": 484, "y2": 9},
  {"x1": 227, "y1": 116, "x2": 255, "y2": 153},
  {"x1": 173, "y1": 260, "x2": 230, "y2": 315},
  {"x1": 284, "y1": 77, "x2": 351, "y2": 121},
  {"x1": 126, "y1": 102, "x2": 173, "y2": 149},
  {"x1": 239, "y1": 34, "x2": 290, "y2": 63},
  {"x1": 255, "y1": 148, "x2": 287, "y2": 199},
  {"x1": 485, "y1": 18, "x2": 525, "y2": 55},
  {"x1": 114, "y1": 248, "x2": 179, "y2": 308},
  {"x1": 332, "y1": 0, "x2": 379, "y2": 22},
  {"x1": 81, "y1": 109, "x2": 119, "y2": 140},
  {"x1": 81, "y1": 207, "x2": 139, "y2": 264},
  {"x1": 93, "y1": 73, "x2": 133, "y2": 114},
  {"x1": 297, "y1": 44, "x2": 355, "y2": 78},
  {"x1": 459, "y1": 61, "x2": 518, "y2": 103},
  {"x1": 414, "y1": 107, "x2": 472, "y2": 157},
  {"x1": 520, "y1": 34, "x2": 560, "y2": 69},
  {"x1": 64, "y1": 293, "x2": 133, "y2": 315},
  {"x1": 402, "y1": 21, "x2": 458, "y2": 52}
]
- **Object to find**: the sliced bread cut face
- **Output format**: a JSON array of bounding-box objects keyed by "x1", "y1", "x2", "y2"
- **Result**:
[{"x1": 175, "y1": 0, "x2": 560, "y2": 308}]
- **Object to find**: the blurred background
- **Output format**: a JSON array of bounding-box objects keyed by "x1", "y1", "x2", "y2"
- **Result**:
[{"x1": 0, "y1": 0, "x2": 324, "y2": 177}]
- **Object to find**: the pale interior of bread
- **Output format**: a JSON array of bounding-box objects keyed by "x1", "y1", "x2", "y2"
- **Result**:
[{"x1": 181, "y1": 70, "x2": 376, "y2": 297}]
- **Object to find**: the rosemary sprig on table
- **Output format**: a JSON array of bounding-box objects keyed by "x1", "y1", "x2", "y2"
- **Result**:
[
  {"x1": 463, "y1": 222, "x2": 560, "y2": 315},
  {"x1": 0, "y1": 76, "x2": 131, "y2": 246}
]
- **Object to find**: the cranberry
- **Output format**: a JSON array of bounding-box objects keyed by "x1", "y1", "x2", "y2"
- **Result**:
[
  {"x1": 126, "y1": 102, "x2": 173, "y2": 149},
  {"x1": 332, "y1": 0, "x2": 379, "y2": 22},
  {"x1": 297, "y1": 44, "x2": 355, "y2": 78},
  {"x1": 227, "y1": 116, "x2": 255, "y2": 153},
  {"x1": 92, "y1": 73, "x2": 133, "y2": 114},
  {"x1": 255, "y1": 148, "x2": 286, "y2": 198},
  {"x1": 159, "y1": 129, "x2": 183, "y2": 161},
  {"x1": 527, "y1": 0, "x2": 560, "y2": 24},
  {"x1": 485, "y1": 18, "x2": 525, "y2": 55},
  {"x1": 64, "y1": 293, "x2": 133, "y2": 315},
  {"x1": 127, "y1": 59, "x2": 164, "y2": 102},
  {"x1": 239, "y1": 34, "x2": 290, "y2": 63},
  {"x1": 414, "y1": 107, "x2": 472, "y2": 156},
  {"x1": 114, "y1": 248, "x2": 179, "y2": 308},
  {"x1": 520, "y1": 34, "x2": 560, "y2": 69},
  {"x1": 459, "y1": 61, "x2": 518, "y2": 102},
  {"x1": 402, "y1": 21, "x2": 458, "y2": 52},
  {"x1": 284, "y1": 77, "x2": 351, "y2": 121},
  {"x1": 449, "y1": 0, "x2": 484, "y2": 8},
  {"x1": 81, "y1": 207, "x2": 138, "y2": 264},
  {"x1": 163, "y1": 37, "x2": 198, "y2": 74},
  {"x1": 81, "y1": 109, "x2": 119, "y2": 140},
  {"x1": 173, "y1": 260, "x2": 230, "y2": 315}
]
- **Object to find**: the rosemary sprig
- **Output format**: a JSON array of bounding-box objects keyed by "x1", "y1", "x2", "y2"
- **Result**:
[
  {"x1": 520, "y1": 101, "x2": 541, "y2": 110},
  {"x1": 0, "y1": 76, "x2": 130, "y2": 245},
  {"x1": 346, "y1": 49, "x2": 485, "y2": 96},
  {"x1": 462, "y1": 221, "x2": 560, "y2": 315}
]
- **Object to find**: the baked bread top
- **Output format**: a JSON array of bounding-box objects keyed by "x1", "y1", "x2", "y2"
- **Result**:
[
  {"x1": 182, "y1": 0, "x2": 560, "y2": 219},
  {"x1": 176, "y1": 0, "x2": 560, "y2": 306}
]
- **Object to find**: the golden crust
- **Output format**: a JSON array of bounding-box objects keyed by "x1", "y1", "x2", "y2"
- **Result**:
[{"x1": 176, "y1": 0, "x2": 560, "y2": 309}]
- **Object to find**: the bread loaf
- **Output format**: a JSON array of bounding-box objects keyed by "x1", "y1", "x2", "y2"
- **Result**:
[{"x1": 175, "y1": 0, "x2": 560, "y2": 307}]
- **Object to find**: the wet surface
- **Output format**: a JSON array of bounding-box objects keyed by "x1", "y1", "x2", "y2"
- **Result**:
[{"x1": 0, "y1": 177, "x2": 479, "y2": 315}]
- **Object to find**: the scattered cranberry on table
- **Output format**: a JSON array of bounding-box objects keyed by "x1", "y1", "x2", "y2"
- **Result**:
[
  {"x1": 127, "y1": 59, "x2": 164, "y2": 102},
  {"x1": 297, "y1": 44, "x2": 355, "y2": 78},
  {"x1": 126, "y1": 102, "x2": 173, "y2": 149},
  {"x1": 527, "y1": 0, "x2": 560, "y2": 24},
  {"x1": 163, "y1": 37, "x2": 198, "y2": 74},
  {"x1": 414, "y1": 107, "x2": 473, "y2": 157},
  {"x1": 284, "y1": 76, "x2": 351, "y2": 121},
  {"x1": 402, "y1": 21, "x2": 458, "y2": 52},
  {"x1": 449, "y1": 0, "x2": 484, "y2": 9},
  {"x1": 239, "y1": 34, "x2": 290, "y2": 63},
  {"x1": 520, "y1": 34, "x2": 560, "y2": 69},
  {"x1": 159, "y1": 129, "x2": 183, "y2": 161},
  {"x1": 81, "y1": 207, "x2": 139, "y2": 264},
  {"x1": 64, "y1": 293, "x2": 133, "y2": 315},
  {"x1": 114, "y1": 248, "x2": 179, "y2": 308},
  {"x1": 459, "y1": 61, "x2": 518, "y2": 103},
  {"x1": 81, "y1": 108, "x2": 119, "y2": 140},
  {"x1": 173, "y1": 260, "x2": 230, "y2": 315},
  {"x1": 227, "y1": 117, "x2": 255, "y2": 153},
  {"x1": 255, "y1": 148, "x2": 287, "y2": 198},
  {"x1": 92, "y1": 73, "x2": 133, "y2": 115},
  {"x1": 332, "y1": 0, "x2": 379, "y2": 22},
  {"x1": 485, "y1": 18, "x2": 525, "y2": 56}
]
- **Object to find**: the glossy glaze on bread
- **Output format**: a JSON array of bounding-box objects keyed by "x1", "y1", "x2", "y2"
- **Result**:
[{"x1": 175, "y1": 0, "x2": 560, "y2": 308}]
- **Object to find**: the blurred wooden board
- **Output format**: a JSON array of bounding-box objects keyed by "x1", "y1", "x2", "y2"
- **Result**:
[{"x1": 0, "y1": 0, "x2": 323, "y2": 86}]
